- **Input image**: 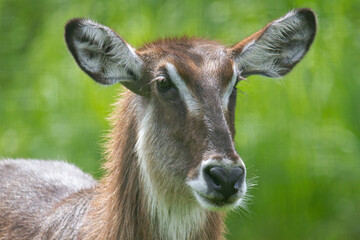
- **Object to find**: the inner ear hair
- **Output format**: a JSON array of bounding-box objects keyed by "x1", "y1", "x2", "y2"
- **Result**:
[
  {"x1": 231, "y1": 8, "x2": 317, "y2": 78},
  {"x1": 65, "y1": 18, "x2": 145, "y2": 93}
]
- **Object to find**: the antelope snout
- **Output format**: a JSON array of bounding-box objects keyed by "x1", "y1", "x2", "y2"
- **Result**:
[
  {"x1": 204, "y1": 166, "x2": 245, "y2": 202},
  {"x1": 187, "y1": 156, "x2": 247, "y2": 211}
]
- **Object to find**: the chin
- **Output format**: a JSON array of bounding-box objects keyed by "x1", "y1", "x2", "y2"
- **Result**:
[{"x1": 193, "y1": 190, "x2": 244, "y2": 212}]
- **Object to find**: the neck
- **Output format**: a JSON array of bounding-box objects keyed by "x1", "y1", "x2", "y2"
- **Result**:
[{"x1": 82, "y1": 91, "x2": 225, "y2": 240}]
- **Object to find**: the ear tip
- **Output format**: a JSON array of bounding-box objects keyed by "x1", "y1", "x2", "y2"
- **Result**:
[
  {"x1": 65, "y1": 18, "x2": 100, "y2": 35},
  {"x1": 64, "y1": 18, "x2": 91, "y2": 72},
  {"x1": 64, "y1": 18, "x2": 98, "y2": 51},
  {"x1": 295, "y1": 8, "x2": 316, "y2": 16},
  {"x1": 64, "y1": 18, "x2": 82, "y2": 43},
  {"x1": 295, "y1": 8, "x2": 317, "y2": 30},
  {"x1": 65, "y1": 18, "x2": 83, "y2": 29}
]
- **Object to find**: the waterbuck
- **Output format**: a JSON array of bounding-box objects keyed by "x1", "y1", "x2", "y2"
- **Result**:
[{"x1": 0, "y1": 8, "x2": 316, "y2": 240}]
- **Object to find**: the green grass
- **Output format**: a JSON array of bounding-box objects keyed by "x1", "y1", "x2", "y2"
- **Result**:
[{"x1": 1, "y1": 0, "x2": 359, "y2": 239}]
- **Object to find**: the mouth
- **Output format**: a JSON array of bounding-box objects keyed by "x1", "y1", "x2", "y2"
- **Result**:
[
  {"x1": 186, "y1": 158, "x2": 247, "y2": 211},
  {"x1": 192, "y1": 190, "x2": 243, "y2": 211}
]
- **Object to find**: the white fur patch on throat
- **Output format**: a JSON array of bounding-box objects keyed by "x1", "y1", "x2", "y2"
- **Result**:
[{"x1": 135, "y1": 103, "x2": 205, "y2": 240}]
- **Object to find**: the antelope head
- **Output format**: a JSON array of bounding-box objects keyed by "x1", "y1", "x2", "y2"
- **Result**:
[{"x1": 65, "y1": 9, "x2": 316, "y2": 211}]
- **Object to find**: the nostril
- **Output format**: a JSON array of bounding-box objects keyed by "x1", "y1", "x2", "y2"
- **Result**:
[
  {"x1": 229, "y1": 167, "x2": 244, "y2": 190},
  {"x1": 229, "y1": 167, "x2": 243, "y2": 184},
  {"x1": 209, "y1": 166, "x2": 228, "y2": 189}
]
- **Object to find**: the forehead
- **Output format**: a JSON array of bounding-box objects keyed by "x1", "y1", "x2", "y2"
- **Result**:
[{"x1": 139, "y1": 37, "x2": 234, "y2": 86}]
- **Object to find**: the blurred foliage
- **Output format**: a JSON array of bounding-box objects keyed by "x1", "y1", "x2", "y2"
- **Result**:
[{"x1": 0, "y1": 0, "x2": 359, "y2": 239}]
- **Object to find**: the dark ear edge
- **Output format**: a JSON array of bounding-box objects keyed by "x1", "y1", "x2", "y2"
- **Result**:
[{"x1": 293, "y1": 8, "x2": 317, "y2": 56}]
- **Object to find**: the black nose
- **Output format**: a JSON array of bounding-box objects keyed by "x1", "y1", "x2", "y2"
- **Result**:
[{"x1": 204, "y1": 166, "x2": 245, "y2": 200}]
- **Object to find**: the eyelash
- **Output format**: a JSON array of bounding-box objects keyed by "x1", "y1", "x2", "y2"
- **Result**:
[
  {"x1": 237, "y1": 74, "x2": 246, "y2": 83},
  {"x1": 155, "y1": 75, "x2": 175, "y2": 92}
]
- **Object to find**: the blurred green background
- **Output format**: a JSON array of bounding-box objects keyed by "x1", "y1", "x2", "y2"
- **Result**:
[{"x1": 1, "y1": 0, "x2": 359, "y2": 239}]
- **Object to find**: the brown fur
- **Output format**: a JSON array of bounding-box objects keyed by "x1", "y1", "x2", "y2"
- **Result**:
[
  {"x1": 81, "y1": 92, "x2": 152, "y2": 239},
  {"x1": 81, "y1": 91, "x2": 226, "y2": 240}
]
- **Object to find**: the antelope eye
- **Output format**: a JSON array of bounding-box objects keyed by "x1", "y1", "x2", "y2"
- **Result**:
[{"x1": 156, "y1": 77, "x2": 174, "y2": 92}]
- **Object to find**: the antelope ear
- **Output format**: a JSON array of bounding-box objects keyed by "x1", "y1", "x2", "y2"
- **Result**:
[
  {"x1": 65, "y1": 18, "x2": 148, "y2": 95},
  {"x1": 231, "y1": 8, "x2": 317, "y2": 78}
]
